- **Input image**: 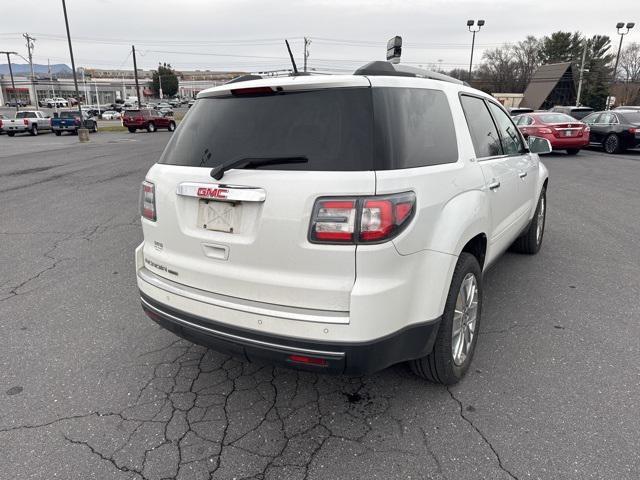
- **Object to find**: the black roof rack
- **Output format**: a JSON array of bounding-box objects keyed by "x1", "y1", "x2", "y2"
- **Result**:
[
  {"x1": 354, "y1": 61, "x2": 467, "y2": 86},
  {"x1": 225, "y1": 74, "x2": 263, "y2": 84}
]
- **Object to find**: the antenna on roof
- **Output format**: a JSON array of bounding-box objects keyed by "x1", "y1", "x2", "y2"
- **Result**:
[{"x1": 285, "y1": 40, "x2": 299, "y2": 75}]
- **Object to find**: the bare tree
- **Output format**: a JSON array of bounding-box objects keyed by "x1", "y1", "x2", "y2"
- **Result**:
[
  {"x1": 475, "y1": 45, "x2": 518, "y2": 92},
  {"x1": 512, "y1": 36, "x2": 542, "y2": 90},
  {"x1": 618, "y1": 42, "x2": 640, "y2": 82}
]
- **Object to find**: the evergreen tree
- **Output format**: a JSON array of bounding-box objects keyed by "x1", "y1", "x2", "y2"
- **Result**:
[{"x1": 151, "y1": 63, "x2": 179, "y2": 97}]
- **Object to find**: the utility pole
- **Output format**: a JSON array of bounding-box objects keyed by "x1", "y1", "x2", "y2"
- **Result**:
[
  {"x1": 576, "y1": 41, "x2": 588, "y2": 107},
  {"x1": 61, "y1": 0, "x2": 85, "y2": 129},
  {"x1": 132, "y1": 45, "x2": 142, "y2": 107},
  {"x1": 1, "y1": 51, "x2": 19, "y2": 112},
  {"x1": 158, "y1": 63, "x2": 163, "y2": 100},
  {"x1": 23, "y1": 33, "x2": 37, "y2": 106},
  {"x1": 303, "y1": 37, "x2": 311, "y2": 73}
]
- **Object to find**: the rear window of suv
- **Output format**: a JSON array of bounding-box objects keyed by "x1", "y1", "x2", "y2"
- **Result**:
[{"x1": 159, "y1": 87, "x2": 458, "y2": 171}]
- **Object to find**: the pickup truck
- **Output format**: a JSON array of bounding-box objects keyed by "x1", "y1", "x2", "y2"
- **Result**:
[
  {"x1": 51, "y1": 111, "x2": 98, "y2": 135},
  {"x1": 3, "y1": 111, "x2": 52, "y2": 136}
]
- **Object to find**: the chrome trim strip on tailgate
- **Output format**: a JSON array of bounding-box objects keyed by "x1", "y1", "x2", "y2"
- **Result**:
[
  {"x1": 141, "y1": 297, "x2": 345, "y2": 359},
  {"x1": 176, "y1": 182, "x2": 266, "y2": 202},
  {"x1": 138, "y1": 267, "x2": 350, "y2": 324}
]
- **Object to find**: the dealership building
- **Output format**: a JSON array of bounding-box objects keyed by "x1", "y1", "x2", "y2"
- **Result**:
[{"x1": 0, "y1": 68, "x2": 241, "y2": 107}]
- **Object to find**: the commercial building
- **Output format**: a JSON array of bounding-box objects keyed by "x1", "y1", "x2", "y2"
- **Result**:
[{"x1": 1, "y1": 68, "x2": 242, "y2": 106}]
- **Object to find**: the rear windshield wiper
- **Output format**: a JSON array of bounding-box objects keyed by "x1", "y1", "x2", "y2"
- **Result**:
[{"x1": 210, "y1": 156, "x2": 308, "y2": 180}]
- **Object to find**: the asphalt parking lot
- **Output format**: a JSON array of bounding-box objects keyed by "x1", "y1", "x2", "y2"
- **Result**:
[{"x1": 1, "y1": 131, "x2": 639, "y2": 480}]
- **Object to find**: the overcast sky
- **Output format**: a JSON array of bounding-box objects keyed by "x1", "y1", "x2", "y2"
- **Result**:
[{"x1": 0, "y1": 0, "x2": 637, "y2": 73}]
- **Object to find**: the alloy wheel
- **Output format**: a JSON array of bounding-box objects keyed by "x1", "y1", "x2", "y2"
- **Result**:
[
  {"x1": 451, "y1": 273, "x2": 479, "y2": 366},
  {"x1": 536, "y1": 195, "x2": 545, "y2": 245}
]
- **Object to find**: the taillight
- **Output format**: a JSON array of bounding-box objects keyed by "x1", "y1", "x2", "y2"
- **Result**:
[
  {"x1": 23, "y1": 119, "x2": 29, "y2": 125},
  {"x1": 534, "y1": 127, "x2": 552, "y2": 134},
  {"x1": 629, "y1": 127, "x2": 637, "y2": 134},
  {"x1": 309, "y1": 192, "x2": 415, "y2": 244},
  {"x1": 139, "y1": 181, "x2": 156, "y2": 221},
  {"x1": 311, "y1": 199, "x2": 357, "y2": 242},
  {"x1": 74, "y1": 118, "x2": 80, "y2": 126},
  {"x1": 583, "y1": 126, "x2": 590, "y2": 135}
]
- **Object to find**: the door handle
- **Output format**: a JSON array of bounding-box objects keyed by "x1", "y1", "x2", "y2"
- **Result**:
[
  {"x1": 519, "y1": 171, "x2": 528, "y2": 179},
  {"x1": 488, "y1": 180, "x2": 501, "y2": 190}
]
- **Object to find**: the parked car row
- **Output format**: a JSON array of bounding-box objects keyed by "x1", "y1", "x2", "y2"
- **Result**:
[
  {"x1": 0, "y1": 108, "x2": 177, "y2": 136},
  {"x1": 512, "y1": 107, "x2": 640, "y2": 155}
]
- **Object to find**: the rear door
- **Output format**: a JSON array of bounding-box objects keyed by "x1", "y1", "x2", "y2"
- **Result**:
[
  {"x1": 460, "y1": 95, "x2": 529, "y2": 256},
  {"x1": 142, "y1": 81, "x2": 374, "y2": 311},
  {"x1": 583, "y1": 113, "x2": 602, "y2": 142},
  {"x1": 486, "y1": 101, "x2": 535, "y2": 226}
]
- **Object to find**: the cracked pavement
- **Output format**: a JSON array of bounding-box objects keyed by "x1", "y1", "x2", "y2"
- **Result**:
[{"x1": 1, "y1": 132, "x2": 639, "y2": 479}]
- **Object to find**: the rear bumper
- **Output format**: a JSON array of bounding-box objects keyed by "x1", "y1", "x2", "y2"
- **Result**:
[
  {"x1": 140, "y1": 292, "x2": 440, "y2": 374},
  {"x1": 4, "y1": 125, "x2": 28, "y2": 132},
  {"x1": 545, "y1": 135, "x2": 589, "y2": 149}
]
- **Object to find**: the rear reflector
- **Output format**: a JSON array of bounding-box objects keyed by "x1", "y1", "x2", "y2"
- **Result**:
[
  {"x1": 310, "y1": 192, "x2": 415, "y2": 244},
  {"x1": 139, "y1": 180, "x2": 156, "y2": 221},
  {"x1": 287, "y1": 355, "x2": 328, "y2": 366}
]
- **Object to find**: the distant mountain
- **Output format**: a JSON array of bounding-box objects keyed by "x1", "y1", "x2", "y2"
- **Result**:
[{"x1": 0, "y1": 63, "x2": 72, "y2": 76}]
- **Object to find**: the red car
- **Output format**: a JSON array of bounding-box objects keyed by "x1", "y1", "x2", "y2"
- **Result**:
[
  {"x1": 514, "y1": 112, "x2": 589, "y2": 155},
  {"x1": 122, "y1": 109, "x2": 176, "y2": 133}
]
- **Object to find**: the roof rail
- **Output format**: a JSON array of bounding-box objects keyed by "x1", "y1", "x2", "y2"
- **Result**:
[
  {"x1": 354, "y1": 61, "x2": 467, "y2": 86},
  {"x1": 225, "y1": 74, "x2": 263, "y2": 84}
]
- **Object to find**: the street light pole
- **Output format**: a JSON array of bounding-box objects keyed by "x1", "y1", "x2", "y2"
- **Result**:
[
  {"x1": 467, "y1": 19, "x2": 485, "y2": 83},
  {"x1": 61, "y1": 0, "x2": 85, "y2": 129},
  {"x1": 0, "y1": 51, "x2": 19, "y2": 112},
  {"x1": 606, "y1": 22, "x2": 635, "y2": 110}
]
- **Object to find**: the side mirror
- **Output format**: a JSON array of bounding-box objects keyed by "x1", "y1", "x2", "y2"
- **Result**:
[{"x1": 528, "y1": 136, "x2": 552, "y2": 154}]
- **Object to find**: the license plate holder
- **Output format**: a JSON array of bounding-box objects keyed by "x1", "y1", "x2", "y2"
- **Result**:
[{"x1": 197, "y1": 199, "x2": 239, "y2": 233}]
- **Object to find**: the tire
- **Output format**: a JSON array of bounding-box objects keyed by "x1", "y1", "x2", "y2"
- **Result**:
[
  {"x1": 7, "y1": 132, "x2": 15, "y2": 137},
  {"x1": 30, "y1": 125, "x2": 38, "y2": 136},
  {"x1": 410, "y1": 253, "x2": 483, "y2": 384},
  {"x1": 92, "y1": 123, "x2": 98, "y2": 133},
  {"x1": 128, "y1": 127, "x2": 136, "y2": 133},
  {"x1": 147, "y1": 122, "x2": 156, "y2": 133},
  {"x1": 54, "y1": 131, "x2": 62, "y2": 136},
  {"x1": 566, "y1": 148, "x2": 580, "y2": 155},
  {"x1": 603, "y1": 134, "x2": 622, "y2": 154},
  {"x1": 168, "y1": 121, "x2": 176, "y2": 132},
  {"x1": 511, "y1": 188, "x2": 546, "y2": 255}
]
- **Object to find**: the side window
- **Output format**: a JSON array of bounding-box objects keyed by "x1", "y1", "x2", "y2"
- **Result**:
[
  {"x1": 583, "y1": 113, "x2": 600, "y2": 125},
  {"x1": 372, "y1": 88, "x2": 458, "y2": 167},
  {"x1": 599, "y1": 113, "x2": 614, "y2": 124},
  {"x1": 487, "y1": 102, "x2": 524, "y2": 155},
  {"x1": 460, "y1": 95, "x2": 502, "y2": 158},
  {"x1": 524, "y1": 116, "x2": 534, "y2": 126}
]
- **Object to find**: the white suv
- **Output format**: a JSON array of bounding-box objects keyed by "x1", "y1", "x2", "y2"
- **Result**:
[{"x1": 136, "y1": 61, "x2": 550, "y2": 384}]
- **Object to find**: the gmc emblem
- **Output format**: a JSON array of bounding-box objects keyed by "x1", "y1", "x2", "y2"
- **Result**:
[{"x1": 197, "y1": 187, "x2": 229, "y2": 199}]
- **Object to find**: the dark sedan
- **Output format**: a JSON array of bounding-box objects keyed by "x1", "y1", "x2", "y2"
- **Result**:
[{"x1": 582, "y1": 110, "x2": 640, "y2": 154}]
